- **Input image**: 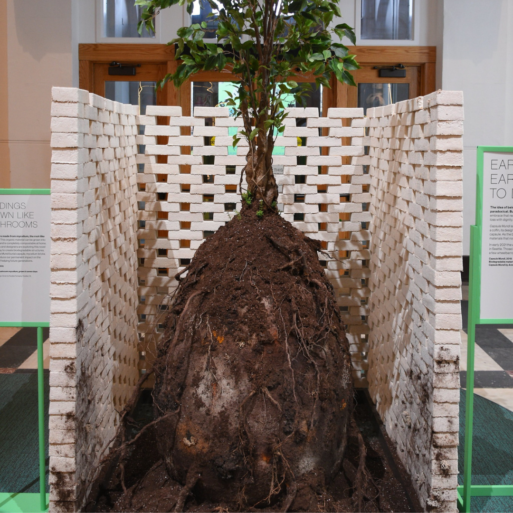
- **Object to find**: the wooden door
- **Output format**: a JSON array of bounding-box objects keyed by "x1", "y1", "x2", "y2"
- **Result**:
[
  {"x1": 79, "y1": 44, "x2": 436, "y2": 112},
  {"x1": 92, "y1": 62, "x2": 169, "y2": 110},
  {"x1": 347, "y1": 65, "x2": 419, "y2": 111}
]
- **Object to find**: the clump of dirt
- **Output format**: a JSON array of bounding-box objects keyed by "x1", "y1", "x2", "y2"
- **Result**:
[{"x1": 86, "y1": 206, "x2": 407, "y2": 512}]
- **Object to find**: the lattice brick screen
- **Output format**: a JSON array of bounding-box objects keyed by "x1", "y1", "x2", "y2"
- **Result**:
[{"x1": 136, "y1": 106, "x2": 370, "y2": 386}]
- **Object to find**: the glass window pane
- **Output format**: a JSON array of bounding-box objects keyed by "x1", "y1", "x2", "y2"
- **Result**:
[
  {"x1": 282, "y1": 83, "x2": 323, "y2": 123},
  {"x1": 192, "y1": 82, "x2": 239, "y2": 155},
  {"x1": 105, "y1": 81, "x2": 156, "y2": 116},
  {"x1": 361, "y1": 0, "x2": 412, "y2": 40},
  {"x1": 105, "y1": 81, "x2": 157, "y2": 172},
  {"x1": 191, "y1": 0, "x2": 219, "y2": 38},
  {"x1": 357, "y1": 83, "x2": 409, "y2": 115},
  {"x1": 103, "y1": 0, "x2": 154, "y2": 38}
]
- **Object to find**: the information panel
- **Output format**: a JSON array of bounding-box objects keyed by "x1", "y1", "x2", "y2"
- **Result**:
[
  {"x1": 480, "y1": 151, "x2": 513, "y2": 320},
  {"x1": 0, "y1": 191, "x2": 51, "y2": 324}
]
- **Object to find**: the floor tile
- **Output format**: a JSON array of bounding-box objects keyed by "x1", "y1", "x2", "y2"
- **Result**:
[
  {"x1": 0, "y1": 328, "x2": 21, "y2": 348},
  {"x1": 474, "y1": 388, "x2": 513, "y2": 413},
  {"x1": 0, "y1": 347, "x2": 39, "y2": 369},
  {"x1": 475, "y1": 327, "x2": 513, "y2": 349},
  {"x1": 17, "y1": 340, "x2": 50, "y2": 370},
  {"x1": 460, "y1": 371, "x2": 513, "y2": 388},
  {"x1": 0, "y1": 328, "x2": 50, "y2": 369},
  {"x1": 484, "y1": 347, "x2": 513, "y2": 372},
  {"x1": 499, "y1": 329, "x2": 513, "y2": 343},
  {"x1": 460, "y1": 331, "x2": 503, "y2": 371}
]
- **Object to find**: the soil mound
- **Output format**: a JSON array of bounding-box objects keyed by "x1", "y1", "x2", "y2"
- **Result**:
[{"x1": 86, "y1": 208, "x2": 403, "y2": 512}]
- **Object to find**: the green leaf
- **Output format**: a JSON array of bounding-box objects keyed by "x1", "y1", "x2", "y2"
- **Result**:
[
  {"x1": 217, "y1": 53, "x2": 227, "y2": 70},
  {"x1": 301, "y1": 11, "x2": 316, "y2": 22},
  {"x1": 332, "y1": 44, "x2": 348, "y2": 59},
  {"x1": 249, "y1": 127, "x2": 259, "y2": 140},
  {"x1": 315, "y1": 75, "x2": 330, "y2": 88},
  {"x1": 335, "y1": 23, "x2": 357, "y2": 45},
  {"x1": 341, "y1": 70, "x2": 356, "y2": 87},
  {"x1": 309, "y1": 52, "x2": 324, "y2": 62},
  {"x1": 328, "y1": 1, "x2": 341, "y2": 17},
  {"x1": 343, "y1": 55, "x2": 360, "y2": 71},
  {"x1": 204, "y1": 54, "x2": 219, "y2": 71}
]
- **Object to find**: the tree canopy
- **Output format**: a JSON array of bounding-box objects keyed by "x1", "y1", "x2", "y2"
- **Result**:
[{"x1": 136, "y1": 0, "x2": 358, "y2": 206}]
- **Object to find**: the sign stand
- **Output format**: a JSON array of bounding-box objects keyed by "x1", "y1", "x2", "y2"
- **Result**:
[
  {"x1": 0, "y1": 324, "x2": 49, "y2": 513},
  {"x1": 458, "y1": 147, "x2": 513, "y2": 512},
  {"x1": 0, "y1": 189, "x2": 50, "y2": 513}
]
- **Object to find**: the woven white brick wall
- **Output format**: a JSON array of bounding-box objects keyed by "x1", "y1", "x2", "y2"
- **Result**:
[
  {"x1": 49, "y1": 88, "x2": 140, "y2": 512},
  {"x1": 136, "y1": 105, "x2": 371, "y2": 386},
  {"x1": 365, "y1": 91, "x2": 463, "y2": 512},
  {"x1": 48, "y1": 88, "x2": 462, "y2": 512}
]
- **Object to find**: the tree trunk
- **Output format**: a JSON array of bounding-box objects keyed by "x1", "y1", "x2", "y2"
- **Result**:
[{"x1": 241, "y1": 100, "x2": 279, "y2": 208}]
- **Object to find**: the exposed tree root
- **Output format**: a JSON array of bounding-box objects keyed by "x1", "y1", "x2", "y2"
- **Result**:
[
  {"x1": 174, "y1": 467, "x2": 200, "y2": 513},
  {"x1": 85, "y1": 207, "x2": 399, "y2": 512}
]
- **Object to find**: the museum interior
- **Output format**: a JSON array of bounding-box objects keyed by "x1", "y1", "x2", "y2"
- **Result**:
[{"x1": 1, "y1": 1, "x2": 513, "y2": 512}]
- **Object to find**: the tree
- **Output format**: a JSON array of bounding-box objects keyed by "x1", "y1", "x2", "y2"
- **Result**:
[
  {"x1": 86, "y1": 3, "x2": 386, "y2": 512},
  {"x1": 137, "y1": 0, "x2": 359, "y2": 208}
]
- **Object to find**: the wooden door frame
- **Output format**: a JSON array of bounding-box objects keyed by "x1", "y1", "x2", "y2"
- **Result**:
[
  {"x1": 79, "y1": 44, "x2": 178, "y2": 106},
  {"x1": 92, "y1": 62, "x2": 169, "y2": 106},
  {"x1": 334, "y1": 46, "x2": 436, "y2": 108},
  {"x1": 346, "y1": 65, "x2": 420, "y2": 109},
  {"x1": 79, "y1": 44, "x2": 436, "y2": 109}
]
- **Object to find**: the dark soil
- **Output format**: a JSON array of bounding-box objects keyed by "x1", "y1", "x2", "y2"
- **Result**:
[{"x1": 85, "y1": 207, "x2": 415, "y2": 512}]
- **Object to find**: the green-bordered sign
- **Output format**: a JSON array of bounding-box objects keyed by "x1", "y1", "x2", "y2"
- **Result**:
[
  {"x1": 459, "y1": 147, "x2": 513, "y2": 512},
  {"x1": 0, "y1": 189, "x2": 51, "y2": 326},
  {"x1": 0, "y1": 188, "x2": 50, "y2": 512},
  {"x1": 477, "y1": 150, "x2": 513, "y2": 321}
]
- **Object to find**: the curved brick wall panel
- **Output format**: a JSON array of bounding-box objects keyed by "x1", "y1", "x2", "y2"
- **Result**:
[
  {"x1": 49, "y1": 88, "x2": 140, "y2": 512},
  {"x1": 366, "y1": 92, "x2": 463, "y2": 512}
]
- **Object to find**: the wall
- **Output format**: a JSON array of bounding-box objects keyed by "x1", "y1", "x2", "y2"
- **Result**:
[
  {"x1": 4, "y1": 0, "x2": 73, "y2": 189},
  {"x1": 435, "y1": 0, "x2": 444, "y2": 90},
  {"x1": 441, "y1": 0, "x2": 513, "y2": 254},
  {"x1": 75, "y1": 0, "x2": 186, "y2": 45},
  {"x1": 73, "y1": 0, "x2": 441, "y2": 52},
  {"x1": 0, "y1": 1, "x2": 10, "y2": 188},
  {"x1": 366, "y1": 91, "x2": 463, "y2": 511},
  {"x1": 49, "y1": 87, "x2": 140, "y2": 513}
]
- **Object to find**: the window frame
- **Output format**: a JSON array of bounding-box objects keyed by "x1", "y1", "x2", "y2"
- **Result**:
[
  {"x1": 355, "y1": 0, "x2": 420, "y2": 46},
  {"x1": 95, "y1": 0, "x2": 163, "y2": 44}
]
